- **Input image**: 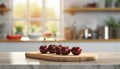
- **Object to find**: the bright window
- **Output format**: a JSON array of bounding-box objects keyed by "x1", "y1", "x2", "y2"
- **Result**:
[{"x1": 12, "y1": 0, "x2": 62, "y2": 37}]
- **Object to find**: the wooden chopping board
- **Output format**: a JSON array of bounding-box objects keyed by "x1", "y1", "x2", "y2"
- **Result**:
[{"x1": 25, "y1": 52, "x2": 97, "y2": 62}]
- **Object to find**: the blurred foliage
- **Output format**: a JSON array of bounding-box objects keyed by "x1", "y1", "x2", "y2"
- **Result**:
[{"x1": 105, "y1": 17, "x2": 119, "y2": 29}]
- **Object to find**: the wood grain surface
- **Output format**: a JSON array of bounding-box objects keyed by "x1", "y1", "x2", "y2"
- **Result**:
[
  {"x1": 25, "y1": 52, "x2": 97, "y2": 62},
  {"x1": 0, "y1": 39, "x2": 120, "y2": 42}
]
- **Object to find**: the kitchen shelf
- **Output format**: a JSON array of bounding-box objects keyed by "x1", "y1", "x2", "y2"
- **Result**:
[
  {"x1": 0, "y1": 8, "x2": 10, "y2": 15},
  {"x1": 64, "y1": 8, "x2": 120, "y2": 15},
  {"x1": 0, "y1": 39, "x2": 120, "y2": 42}
]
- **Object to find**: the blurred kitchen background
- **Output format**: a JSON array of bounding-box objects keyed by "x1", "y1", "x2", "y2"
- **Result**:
[
  {"x1": 0, "y1": 0, "x2": 120, "y2": 40},
  {"x1": 64, "y1": 0, "x2": 120, "y2": 40},
  {"x1": 0, "y1": 0, "x2": 120, "y2": 52}
]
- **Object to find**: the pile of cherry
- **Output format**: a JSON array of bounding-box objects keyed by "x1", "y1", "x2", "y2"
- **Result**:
[{"x1": 39, "y1": 44, "x2": 82, "y2": 55}]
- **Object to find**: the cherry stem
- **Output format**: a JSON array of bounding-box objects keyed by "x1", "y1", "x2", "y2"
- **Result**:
[
  {"x1": 54, "y1": 37, "x2": 56, "y2": 45},
  {"x1": 65, "y1": 42, "x2": 67, "y2": 46},
  {"x1": 44, "y1": 37, "x2": 46, "y2": 45},
  {"x1": 75, "y1": 43, "x2": 77, "y2": 46},
  {"x1": 54, "y1": 33, "x2": 57, "y2": 45}
]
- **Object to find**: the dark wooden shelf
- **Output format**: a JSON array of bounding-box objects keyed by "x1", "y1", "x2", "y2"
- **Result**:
[
  {"x1": 0, "y1": 8, "x2": 10, "y2": 15},
  {"x1": 64, "y1": 8, "x2": 120, "y2": 15}
]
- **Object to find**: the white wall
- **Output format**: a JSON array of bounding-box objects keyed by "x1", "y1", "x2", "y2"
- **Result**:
[
  {"x1": 0, "y1": 42, "x2": 119, "y2": 52},
  {"x1": 0, "y1": 0, "x2": 12, "y2": 39}
]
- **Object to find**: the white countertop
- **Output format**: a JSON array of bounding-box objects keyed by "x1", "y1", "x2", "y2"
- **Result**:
[{"x1": 1, "y1": 52, "x2": 120, "y2": 65}]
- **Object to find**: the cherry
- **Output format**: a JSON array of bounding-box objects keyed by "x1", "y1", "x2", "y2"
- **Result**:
[
  {"x1": 61, "y1": 46, "x2": 70, "y2": 55},
  {"x1": 48, "y1": 44, "x2": 56, "y2": 53},
  {"x1": 71, "y1": 46, "x2": 82, "y2": 55},
  {"x1": 55, "y1": 45, "x2": 62, "y2": 55},
  {"x1": 39, "y1": 45, "x2": 48, "y2": 54}
]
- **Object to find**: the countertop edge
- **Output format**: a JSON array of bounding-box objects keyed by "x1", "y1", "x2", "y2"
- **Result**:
[{"x1": 0, "y1": 39, "x2": 120, "y2": 42}]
